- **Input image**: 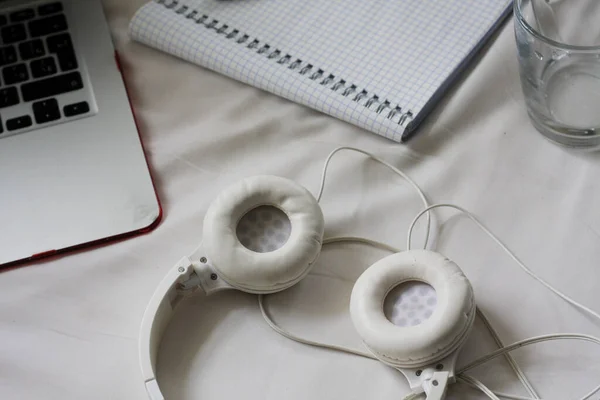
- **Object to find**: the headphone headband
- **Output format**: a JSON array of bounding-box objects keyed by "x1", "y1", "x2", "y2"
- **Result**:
[
  {"x1": 139, "y1": 175, "x2": 325, "y2": 399},
  {"x1": 140, "y1": 258, "x2": 191, "y2": 400}
]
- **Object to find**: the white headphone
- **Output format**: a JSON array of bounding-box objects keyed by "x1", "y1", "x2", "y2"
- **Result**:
[{"x1": 139, "y1": 174, "x2": 475, "y2": 400}]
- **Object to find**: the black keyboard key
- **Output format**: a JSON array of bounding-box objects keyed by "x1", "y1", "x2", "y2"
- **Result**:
[
  {"x1": 46, "y1": 32, "x2": 71, "y2": 53},
  {"x1": 0, "y1": 87, "x2": 19, "y2": 108},
  {"x1": 28, "y1": 14, "x2": 67, "y2": 37},
  {"x1": 30, "y1": 56, "x2": 56, "y2": 78},
  {"x1": 6, "y1": 115, "x2": 32, "y2": 131},
  {"x1": 47, "y1": 33, "x2": 76, "y2": 71},
  {"x1": 39, "y1": 3, "x2": 63, "y2": 16},
  {"x1": 57, "y1": 48, "x2": 76, "y2": 71},
  {"x1": 64, "y1": 101, "x2": 89, "y2": 117},
  {"x1": 0, "y1": 15, "x2": 7, "y2": 27},
  {"x1": 21, "y1": 71, "x2": 82, "y2": 102},
  {"x1": 3, "y1": 63, "x2": 28, "y2": 85},
  {"x1": 33, "y1": 98, "x2": 60, "y2": 123},
  {"x1": 10, "y1": 9, "x2": 35, "y2": 23},
  {"x1": 0, "y1": 45, "x2": 17, "y2": 66},
  {"x1": 1, "y1": 24, "x2": 26, "y2": 44},
  {"x1": 19, "y1": 39, "x2": 45, "y2": 60}
]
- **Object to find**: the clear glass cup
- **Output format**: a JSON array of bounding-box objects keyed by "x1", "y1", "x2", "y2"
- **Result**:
[{"x1": 514, "y1": 0, "x2": 600, "y2": 149}]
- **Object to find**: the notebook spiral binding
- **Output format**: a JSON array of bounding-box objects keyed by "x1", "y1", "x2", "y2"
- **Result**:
[{"x1": 157, "y1": 0, "x2": 414, "y2": 128}]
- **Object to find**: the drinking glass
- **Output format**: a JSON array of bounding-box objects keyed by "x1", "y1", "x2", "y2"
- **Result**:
[{"x1": 514, "y1": 0, "x2": 600, "y2": 149}]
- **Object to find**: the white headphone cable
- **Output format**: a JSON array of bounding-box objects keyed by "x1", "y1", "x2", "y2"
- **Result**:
[
  {"x1": 316, "y1": 146, "x2": 432, "y2": 249},
  {"x1": 407, "y1": 204, "x2": 600, "y2": 322},
  {"x1": 321, "y1": 235, "x2": 400, "y2": 253},
  {"x1": 476, "y1": 307, "x2": 539, "y2": 399},
  {"x1": 259, "y1": 151, "x2": 600, "y2": 399},
  {"x1": 458, "y1": 333, "x2": 600, "y2": 400},
  {"x1": 400, "y1": 380, "x2": 531, "y2": 400},
  {"x1": 406, "y1": 204, "x2": 600, "y2": 399},
  {"x1": 258, "y1": 292, "x2": 376, "y2": 360},
  {"x1": 263, "y1": 216, "x2": 600, "y2": 399},
  {"x1": 262, "y1": 148, "x2": 538, "y2": 399},
  {"x1": 457, "y1": 374, "x2": 502, "y2": 400},
  {"x1": 259, "y1": 235, "x2": 539, "y2": 400},
  {"x1": 260, "y1": 239, "x2": 600, "y2": 400}
]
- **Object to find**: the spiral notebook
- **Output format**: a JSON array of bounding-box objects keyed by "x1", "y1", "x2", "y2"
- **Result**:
[{"x1": 130, "y1": 0, "x2": 511, "y2": 142}]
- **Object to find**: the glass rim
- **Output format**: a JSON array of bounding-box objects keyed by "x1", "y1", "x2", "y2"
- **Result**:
[{"x1": 514, "y1": 0, "x2": 600, "y2": 52}]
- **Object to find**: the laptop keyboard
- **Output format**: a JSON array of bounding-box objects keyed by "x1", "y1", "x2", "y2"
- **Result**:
[{"x1": 0, "y1": 1, "x2": 92, "y2": 136}]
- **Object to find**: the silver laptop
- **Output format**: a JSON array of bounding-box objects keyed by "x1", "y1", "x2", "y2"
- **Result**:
[{"x1": 0, "y1": 0, "x2": 161, "y2": 266}]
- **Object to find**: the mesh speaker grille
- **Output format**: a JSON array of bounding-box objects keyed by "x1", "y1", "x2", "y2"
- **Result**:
[
  {"x1": 236, "y1": 206, "x2": 292, "y2": 253},
  {"x1": 384, "y1": 281, "x2": 437, "y2": 327}
]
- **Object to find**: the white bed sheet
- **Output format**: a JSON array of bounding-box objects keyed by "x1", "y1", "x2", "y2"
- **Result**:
[{"x1": 2, "y1": 1, "x2": 600, "y2": 399}]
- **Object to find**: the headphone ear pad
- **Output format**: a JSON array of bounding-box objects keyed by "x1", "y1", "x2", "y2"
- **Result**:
[
  {"x1": 350, "y1": 250, "x2": 475, "y2": 368},
  {"x1": 203, "y1": 175, "x2": 324, "y2": 294}
]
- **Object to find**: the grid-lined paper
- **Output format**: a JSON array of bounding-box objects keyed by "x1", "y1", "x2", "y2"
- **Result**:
[{"x1": 130, "y1": 0, "x2": 511, "y2": 142}]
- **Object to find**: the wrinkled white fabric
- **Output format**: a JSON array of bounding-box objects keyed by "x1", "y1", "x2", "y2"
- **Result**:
[{"x1": 1, "y1": 1, "x2": 600, "y2": 399}]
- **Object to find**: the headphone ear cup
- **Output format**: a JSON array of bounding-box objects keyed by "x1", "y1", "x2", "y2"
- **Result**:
[
  {"x1": 202, "y1": 175, "x2": 325, "y2": 294},
  {"x1": 350, "y1": 250, "x2": 475, "y2": 369}
]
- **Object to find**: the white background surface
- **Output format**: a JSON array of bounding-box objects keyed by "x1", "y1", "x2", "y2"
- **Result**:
[{"x1": 2, "y1": 1, "x2": 600, "y2": 399}]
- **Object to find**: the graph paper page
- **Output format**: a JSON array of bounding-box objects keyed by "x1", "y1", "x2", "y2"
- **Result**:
[{"x1": 130, "y1": 0, "x2": 510, "y2": 141}]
